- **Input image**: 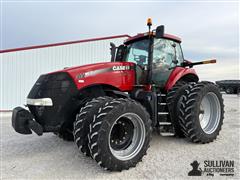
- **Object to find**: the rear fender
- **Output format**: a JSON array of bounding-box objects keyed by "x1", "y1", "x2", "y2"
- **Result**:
[{"x1": 165, "y1": 67, "x2": 198, "y2": 91}]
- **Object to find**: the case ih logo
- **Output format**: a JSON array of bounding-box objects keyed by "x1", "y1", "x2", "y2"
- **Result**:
[
  {"x1": 188, "y1": 160, "x2": 235, "y2": 177},
  {"x1": 76, "y1": 66, "x2": 132, "y2": 79},
  {"x1": 112, "y1": 65, "x2": 130, "y2": 71}
]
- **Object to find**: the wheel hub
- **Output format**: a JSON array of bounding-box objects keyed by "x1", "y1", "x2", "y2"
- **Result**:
[
  {"x1": 108, "y1": 113, "x2": 146, "y2": 161},
  {"x1": 110, "y1": 118, "x2": 134, "y2": 151},
  {"x1": 199, "y1": 92, "x2": 221, "y2": 134}
]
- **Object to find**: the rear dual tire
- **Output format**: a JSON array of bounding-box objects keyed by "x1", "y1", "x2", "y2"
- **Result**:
[
  {"x1": 167, "y1": 81, "x2": 189, "y2": 137},
  {"x1": 178, "y1": 82, "x2": 224, "y2": 143}
]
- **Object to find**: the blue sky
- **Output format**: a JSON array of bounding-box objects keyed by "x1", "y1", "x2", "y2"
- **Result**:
[{"x1": 0, "y1": 1, "x2": 239, "y2": 80}]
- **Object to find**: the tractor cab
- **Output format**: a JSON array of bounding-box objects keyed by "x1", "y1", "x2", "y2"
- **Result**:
[
  {"x1": 111, "y1": 21, "x2": 184, "y2": 88},
  {"x1": 124, "y1": 33, "x2": 183, "y2": 87}
]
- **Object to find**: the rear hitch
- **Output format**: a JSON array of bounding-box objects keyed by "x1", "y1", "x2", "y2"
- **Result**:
[{"x1": 12, "y1": 107, "x2": 43, "y2": 135}]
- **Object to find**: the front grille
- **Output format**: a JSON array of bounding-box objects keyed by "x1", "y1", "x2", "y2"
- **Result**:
[
  {"x1": 28, "y1": 72, "x2": 75, "y2": 98},
  {"x1": 27, "y1": 72, "x2": 78, "y2": 130}
]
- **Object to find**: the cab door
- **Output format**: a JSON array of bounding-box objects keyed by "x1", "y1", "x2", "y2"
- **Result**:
[
  {"x1": 152, "y1": 38, "x2": 184, "y2": 87},
  {"x1": 125, "y1": 39, "x2": 150, "y2": 85}
]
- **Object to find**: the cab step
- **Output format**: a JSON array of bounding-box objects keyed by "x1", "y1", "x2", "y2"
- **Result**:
[
  {"x1": 159, "y1": 122, "x2": 172, "y2": 125},
  {"x1": 158, "y1": 102, "x2": 167, "y2": 105},
  {"x1": 158, "y1": 112, "x2": 169, "y2": 115},
  {"x1": 157, "y1": 94, "x2": 166, "y2": 97},
  {"x1": 160, "y1": 132, "x2": 175, "y2": 136}
]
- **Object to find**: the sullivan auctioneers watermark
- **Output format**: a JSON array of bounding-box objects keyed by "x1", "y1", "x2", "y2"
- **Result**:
[{"x1": 188, "y1": 160, "x2": 235, "y2": 177}]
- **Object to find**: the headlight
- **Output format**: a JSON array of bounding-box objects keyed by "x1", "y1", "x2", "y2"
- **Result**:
[{"x1": 27, "y1": 98, "x2": 53, "y2": 106}]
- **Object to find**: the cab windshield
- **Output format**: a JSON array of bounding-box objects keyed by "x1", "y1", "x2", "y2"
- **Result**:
[{"x1": 125, "y1": 39, "x2": 149, "y2": 66}]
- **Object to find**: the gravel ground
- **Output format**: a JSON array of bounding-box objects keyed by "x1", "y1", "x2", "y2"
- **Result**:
[{"x1": 1, "y1": 94, "x2": 239, "y2": 179}]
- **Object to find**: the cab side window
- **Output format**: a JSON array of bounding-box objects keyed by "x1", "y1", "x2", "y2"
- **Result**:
[
  {"x1": 153, "y1": 39, "x2": 183, "y2": 68},
  {"x1": 125, "y1": 39, "x2": 149, "y2": 68}
]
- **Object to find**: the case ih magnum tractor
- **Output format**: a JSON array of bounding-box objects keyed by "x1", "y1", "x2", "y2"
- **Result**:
[{"x1": 12, "y1": 19, "x2": 224, "y2": 171}]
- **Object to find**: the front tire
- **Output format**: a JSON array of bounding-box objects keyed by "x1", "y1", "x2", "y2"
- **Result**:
[
  {"x1": 178, "y1": 82, "x2": 224, "y2": 143},
  {"x1": 74, "y1": 96, "x2": 113, "y2": 156},
  {"x1": 88, "y1": 98, "x2": 152, "y2": 171}
]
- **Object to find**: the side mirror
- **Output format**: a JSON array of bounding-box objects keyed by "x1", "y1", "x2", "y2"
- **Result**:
[
  {"x1": 110, "y1": 42, "x2": 116, "y2": 62},
  {"x1": 155, "y1": 25, "x2": 164, "y2": 38},
  {"x1": 115, "y1": 45, "x2": 126, "y2": 62}
]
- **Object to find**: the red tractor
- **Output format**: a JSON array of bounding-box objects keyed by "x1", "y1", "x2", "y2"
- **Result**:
[{"x1": 12, "y1": 19, "x2": 224, "y2": 171}]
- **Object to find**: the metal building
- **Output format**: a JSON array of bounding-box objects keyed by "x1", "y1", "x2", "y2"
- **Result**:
[{"x1": 0, "y1": 35, "x2": 130, "y2": 110}]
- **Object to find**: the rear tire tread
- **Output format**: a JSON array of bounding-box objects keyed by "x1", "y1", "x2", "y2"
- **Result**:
[
  {"x1": 167, "y1": 81, "x2": 190, "y2": 137},
  {"x1": 178, "y1": 82, "x2": 224, "y2": 143}
]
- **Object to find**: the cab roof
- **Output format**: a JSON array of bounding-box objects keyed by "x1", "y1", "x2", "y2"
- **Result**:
[{"x1": 124, "y1": 32, "x2": 181, "y2": 44}]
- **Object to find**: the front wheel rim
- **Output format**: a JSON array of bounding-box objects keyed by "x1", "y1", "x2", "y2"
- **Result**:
[
  {"x1": 199, "y1": 92, "x2": 221, "y2": 134},
  {"x1": 108, "y1": 113, "x2": 146, "y2": 161}
]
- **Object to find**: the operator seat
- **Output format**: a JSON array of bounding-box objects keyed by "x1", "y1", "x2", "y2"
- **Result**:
[
  {"x1": 152, "y1": 58, "x2": 172, "y2": 87},
  {"x1": 135, "y1": 55, "x2": 148, "y2": 84}
]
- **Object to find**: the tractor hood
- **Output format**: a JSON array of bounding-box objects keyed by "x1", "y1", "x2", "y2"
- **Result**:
[
  {"x1": 26, "y1": 61, "x2": 135, "y2": 129},
  {"x1": 50, "y1": 62, "x2": 133, "y2": 74},
  {"x1": 48, "y1": 61, "x2": 136, "y2": 91}
]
